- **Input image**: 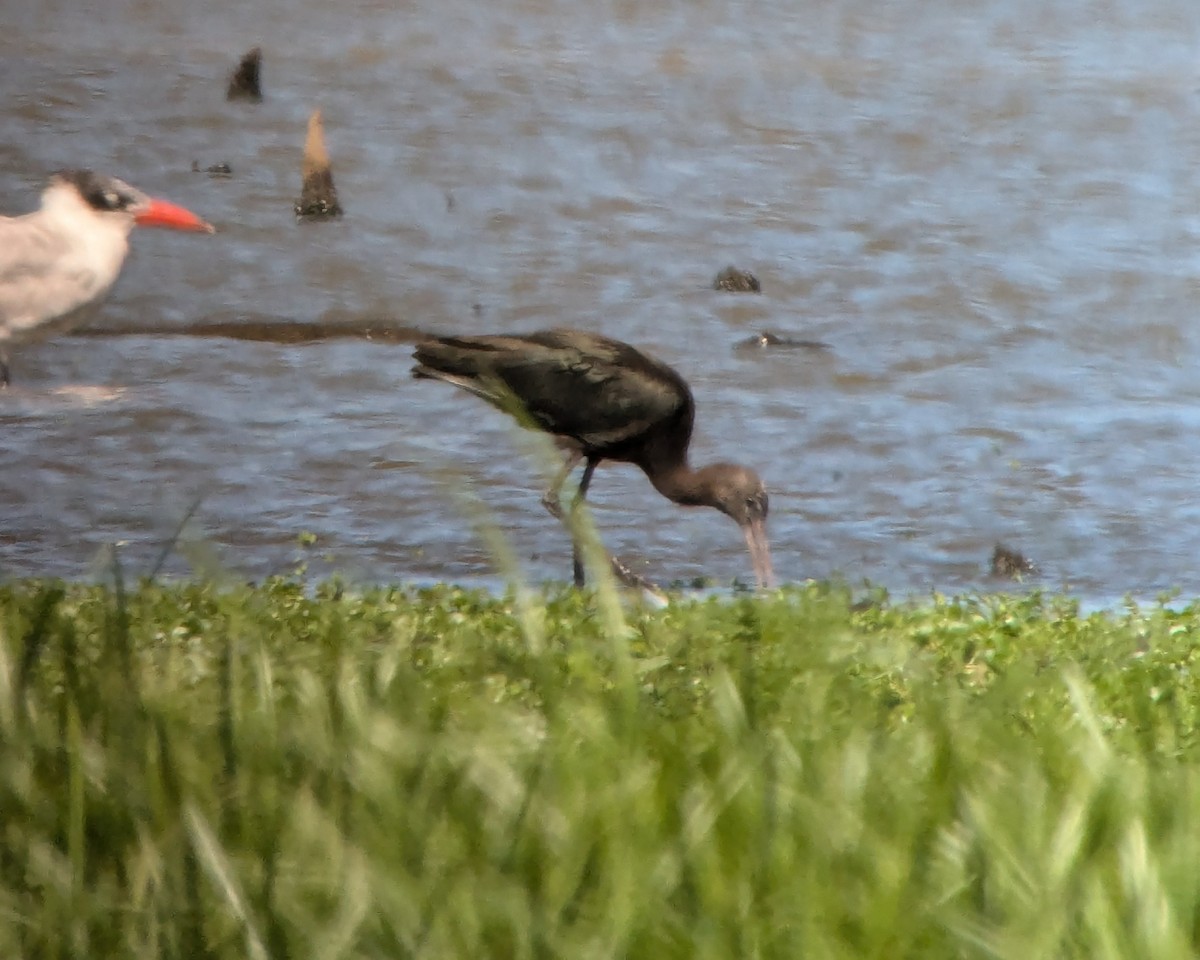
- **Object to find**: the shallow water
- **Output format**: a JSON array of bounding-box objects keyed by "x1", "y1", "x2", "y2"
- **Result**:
[{"x1": 6, "y1": 0, "x2": 1200, "y2": 600}]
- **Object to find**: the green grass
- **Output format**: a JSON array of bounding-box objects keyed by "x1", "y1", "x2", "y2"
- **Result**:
[{"x1": 2, "y1": 577, "x2": 1200, "y2": 958}]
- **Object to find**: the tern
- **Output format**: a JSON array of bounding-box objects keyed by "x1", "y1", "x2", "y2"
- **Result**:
[{"x1": 0, "y1": 169, "x2": 214, "y2": 386}]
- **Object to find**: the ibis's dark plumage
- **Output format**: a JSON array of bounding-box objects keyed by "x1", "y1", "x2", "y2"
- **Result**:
[{"x1": 412, "y1": 328, "x2": 774, "y2": 589}]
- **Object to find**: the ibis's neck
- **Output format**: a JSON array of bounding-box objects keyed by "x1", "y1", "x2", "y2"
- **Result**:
[{"x1": 643, "y1": 458, "x2": 720, "y2": 508}]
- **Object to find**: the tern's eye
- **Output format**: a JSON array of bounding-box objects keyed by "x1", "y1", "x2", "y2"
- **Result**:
[{"x1": 85, "y1": 186, "x2": 125, "y2": 211}]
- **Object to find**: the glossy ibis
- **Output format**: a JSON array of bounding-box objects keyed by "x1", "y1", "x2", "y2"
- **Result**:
[
  {"x1": 0, "y1": 170, "x2": 214, "y2": 386},
  {"x1": 412, "y1": 328, "x2": 774, "y2": 589}
]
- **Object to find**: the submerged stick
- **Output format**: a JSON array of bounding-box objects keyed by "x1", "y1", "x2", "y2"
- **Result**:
[
  {"x1": 68, "y1": 319, "x2": 425, "y2": 344},
  {"x1": 295, "y1": 109, "x2": 343, "y2": 220},
  {"x1": 226, "y1": 46, "x2": 263, "y2": 102}
]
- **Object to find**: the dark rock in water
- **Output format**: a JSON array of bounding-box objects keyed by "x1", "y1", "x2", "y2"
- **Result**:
[
  {"x1": 191, "y1": 161, "x2": 233, "y2": 178},
  {"x1": 990, "y1": 542, "x2": 1038, "y2": 579},
  {"x1": 227, "y1": 46, "x2": 263, "y2": 102},
  {"x1": 714, "y1": 266, "x2": 761, "y2": 293},
  {"x1": 295, "y1": 109, "x2": 343, "y2": 220},
  {"x1": 734, "y1": 331, "x2": 832, "y2": 351}
]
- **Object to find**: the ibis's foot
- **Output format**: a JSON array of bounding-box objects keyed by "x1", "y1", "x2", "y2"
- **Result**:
[
  {"x1": 575, "y1": 545, "x2": 665, "y2": 599},
  {"x1": 543, "y1": 487, "x2": 664, "y2": 598},
  {"x1": 541, "y1": 490, "x2": 564, "y2": 521},
  {"x1": 565, "y1": 528, "x2": 662, "y2": 598},
  {"x1": 608, "y1": 554, "x2": 667, "y2": 601}
]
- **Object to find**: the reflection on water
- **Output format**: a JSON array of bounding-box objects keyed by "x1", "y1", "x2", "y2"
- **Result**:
[
  {"x1": 6, "y1": 0, "x2": 1200, "y2": 601},
  {"x1": 4, "y1": 385, "x2": 128, "y2": 413}
]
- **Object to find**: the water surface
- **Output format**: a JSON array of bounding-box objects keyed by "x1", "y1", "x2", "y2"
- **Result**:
[{"x1": 5, "y1": 0, "x2": 1200, "y2": 600}]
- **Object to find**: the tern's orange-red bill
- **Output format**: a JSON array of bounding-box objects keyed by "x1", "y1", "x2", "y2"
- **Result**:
[{"x1": 135, "y1": 198, "x2": 215, "y2": 233}]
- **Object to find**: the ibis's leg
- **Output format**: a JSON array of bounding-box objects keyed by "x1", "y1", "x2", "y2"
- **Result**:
[
  {"x1": 539, "y1": 450, "x2": 593, "y2": 586},
  {"x1": 0, "y1": 351, "x2": 9, "y2": 389},
  {"x1": 569, "y1": 460, "x2": 664, "y2": 597},
  {"x1": 540, "y1": 450, "x2": 582, "y2": 522},
  {"x1": 541, "y1": 453, "x2": 664, "y2": 597},
  {"x1": 569, "y1": 460, "x2": 598, "y2": 586}
]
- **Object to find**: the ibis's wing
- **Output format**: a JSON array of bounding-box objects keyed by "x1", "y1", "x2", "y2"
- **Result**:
[{"x1": 414, "y1": 329, "x2": 694, "y2": 452}]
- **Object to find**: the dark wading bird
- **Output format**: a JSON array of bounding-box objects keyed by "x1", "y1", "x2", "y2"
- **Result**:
[
  {"x1": 0, "y1": 170, "x2": 214, "y2": 386},
  {"x1": 412, "y1": 329, "x2": 775, "y2": 590}
]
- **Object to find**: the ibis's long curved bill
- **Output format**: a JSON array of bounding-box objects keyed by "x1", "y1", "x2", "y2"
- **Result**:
[
  {"x1": 135, "y1": 198, "x2": 215, "y2": 233},
  {"x1": 743, "y1": 517, "x2": 774, "y2": 590}
]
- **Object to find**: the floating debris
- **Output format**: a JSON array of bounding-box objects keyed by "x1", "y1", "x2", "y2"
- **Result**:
[
  {"x1": 226, "y1": 46, "x2": 263, "y2": 102},
  {"x1": 714, "y1": 266, "x2": 761, "y2": 293},
  {"x1": 734, "y1": 331, "x2": 832, "y2": 352},
  {"x1": 990, "y1": 542, "x2": 1038, "y2": 579},
  {"x1": 294, "y1": 109, "x2": 343, "y2": 220},
  {"x1": 191, "y1": 161, "x2": 233, "y2": 178}
]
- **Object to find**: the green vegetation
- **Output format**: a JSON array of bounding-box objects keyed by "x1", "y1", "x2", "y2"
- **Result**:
[{"x1": 2, "y1": 577, "x2": 1200, "y2": 958}]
